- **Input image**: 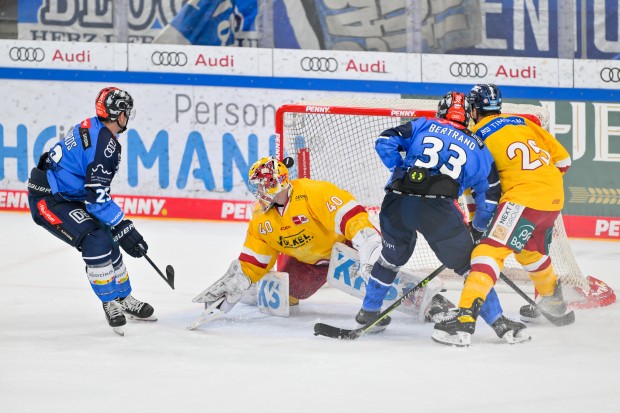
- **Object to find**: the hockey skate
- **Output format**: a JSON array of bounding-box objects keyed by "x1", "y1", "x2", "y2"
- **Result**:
[
  {"x1": 103, "y1": 300, "x2": 126, "y2": 336},
  {"x1": 538, "y1": 281, "x2": 569, "y2": 317},
  {"x1": 491, "y1": 315, "x2": 531, "y2": 344},
  {"x1": 355, "y1": 309, "x2": 391, "y2": 333},
  {"x1": 424, "y1": 293, "x2": 457, "y2": 323},
  {"x1": 431, "y1": 298, "x2": 484, "y2": 347},
  {"x1": 117, "y1": 294, "x2": 157, "y2": 321}
]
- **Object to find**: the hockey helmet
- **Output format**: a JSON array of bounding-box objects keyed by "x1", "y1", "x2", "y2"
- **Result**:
[
  {"x1": 248, "y1": 156, "x2": 291, "y2": 212},
  {"x1": 468, "y1": 84, "x2": 502, "y2": 113},
  {"x1": 96, "y1": 87, "x2": 134, "y2": 122},
  {"x1": 436, "y1": 91, "x2": 471, "y2": 127}
]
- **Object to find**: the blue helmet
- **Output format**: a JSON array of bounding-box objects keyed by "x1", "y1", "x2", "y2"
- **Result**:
[{"x1": 468, "y1": 84, "x2": 502, "y2": 113}]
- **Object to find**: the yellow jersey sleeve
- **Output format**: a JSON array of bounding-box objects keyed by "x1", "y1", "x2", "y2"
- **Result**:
[
  {"x1": 238, "y1": 222, "x2": 279, "y2": 283},
  {"x1": 300, "y1": 179, "x2": 377, "y2": 242}
]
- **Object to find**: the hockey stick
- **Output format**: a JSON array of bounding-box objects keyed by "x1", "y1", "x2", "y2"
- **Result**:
[
  {"x1": 499, "y1": 273, "x2": 574, "y2": 327},
  {"x1": 313, "y1": 264, "x2": 447, "y2": 340},
  {"x1": 186, "y1": 297, "x2": 226, "y2": 330},
  {"x1": 138, "y1": 245, "x2": 175, "y2": 290}
]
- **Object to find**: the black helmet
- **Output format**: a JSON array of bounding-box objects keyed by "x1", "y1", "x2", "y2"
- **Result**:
[
  {"x1": 95, "y1": 87, "x2": 134, "y2": 122},
  {"x1": 436, "y1": 91, "x2": 470, "y2": 127},
  {"x1": 468, "y1": 84, "x2": 502, "y2": 113}
]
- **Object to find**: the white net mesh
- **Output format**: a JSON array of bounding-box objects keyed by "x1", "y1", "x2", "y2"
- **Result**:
[{"x1": 277, "y1": 97, "x2": 587, "y2": 290}]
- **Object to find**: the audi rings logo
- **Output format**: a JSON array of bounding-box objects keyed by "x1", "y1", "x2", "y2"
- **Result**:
[
  {"x1": 9, "y1": 47, "x2": 45, "y2": 62},
  {"x1": 600, "y1": 67, "x2": 620, "y2": 83},
  {"x1": 301, "y1": 57, "x2": 338, "y2": 72},
  {"x1": 151, "y1": 51, "x2": 188, "y2": 67},
  {"x1": 449, "y1": 62, "x2": 488, "y2": 78}
]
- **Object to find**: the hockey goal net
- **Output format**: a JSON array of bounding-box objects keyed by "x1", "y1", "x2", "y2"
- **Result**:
[{"x1": 275, "y1": 97, "x2": 615, "y2": 309}]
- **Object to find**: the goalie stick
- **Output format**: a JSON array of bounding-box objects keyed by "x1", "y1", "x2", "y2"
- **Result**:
[
  {"x1": 186, "y1": 297, "x2": 226, "y2": 330},
  {"x1": 499, "y1": 273, "x2": 575, "y2": 327},
  {"x1": 137, "y1": 245, "x2": 175, "y2": 290},
  {"x1": 313, "y1": 264, "x2": 446, "y2": 340}
]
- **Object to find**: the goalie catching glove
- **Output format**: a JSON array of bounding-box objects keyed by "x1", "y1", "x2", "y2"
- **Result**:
[
  {"x1": 351, "y1": 227, "x2": 382, "y2": 279},
  {"x1": 192, "y1": 259, "x2": 252, "y2": 313}
]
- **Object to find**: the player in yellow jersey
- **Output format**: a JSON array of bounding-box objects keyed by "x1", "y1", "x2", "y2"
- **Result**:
[
  {"x1": 433, "y1": 84, "x2": 574, "y2": 347},
  {"x1": 190, "y1": 156, "x2": 452, "y2": 327}
]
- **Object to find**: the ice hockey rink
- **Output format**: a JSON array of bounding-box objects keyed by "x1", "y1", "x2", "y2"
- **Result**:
[{"x1": 1, "y1": 211, "x2": 618, "y2": 413}]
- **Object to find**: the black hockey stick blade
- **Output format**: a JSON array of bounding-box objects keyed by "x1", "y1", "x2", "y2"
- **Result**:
[
  {"x1": 165, "y1": 265, "x2": 175, "y2": 289},
  {"x1": 314, "y1": 323, "x2": 362, "y2": 340},
  {"x1": 499, "y1": 273, "x2": 574, "y2": 327},
  {"x1": 313, "y1": 264, "x2": 447, "y2": 340},
  {"x1": 138, "y1": 245, "x2": 175, "y2": 290}
]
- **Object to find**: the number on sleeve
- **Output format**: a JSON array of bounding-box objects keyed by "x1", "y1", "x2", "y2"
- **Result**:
[{"x1": 326, "y1": 196, "x2": 343, "y2": 212}]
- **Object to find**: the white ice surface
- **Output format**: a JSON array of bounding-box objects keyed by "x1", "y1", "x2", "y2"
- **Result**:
[{"x1": 1, "y1": 212, "x2": 619, "y2": 413}]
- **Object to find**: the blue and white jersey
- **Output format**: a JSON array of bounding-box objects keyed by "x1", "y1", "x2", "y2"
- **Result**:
[
  {"x1": 376, "y1": 117, "x2": 500, "y2": 231},
  {"x1": 45, "y1": 116, "x2": 124, "y2": 227}
]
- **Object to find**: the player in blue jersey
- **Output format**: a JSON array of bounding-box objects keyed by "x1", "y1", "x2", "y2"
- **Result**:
[
  {"x1": 26, "y1": 87, "x2": 155, "y2": 335},
  {"x1": 358, "y1": 92, "x2": 529, "y2": 343}
]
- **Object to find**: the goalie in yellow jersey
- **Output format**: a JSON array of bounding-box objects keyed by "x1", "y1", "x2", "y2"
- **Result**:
[{"x1": 189, "y1": 156, "x2": 453, "y2": 328}]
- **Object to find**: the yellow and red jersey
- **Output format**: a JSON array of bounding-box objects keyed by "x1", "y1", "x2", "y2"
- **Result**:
[
  {"x1": 238, "y1": 178, "x2": 377, "y2": 283},
  {"x1": 471, "y1": 114, "x2": 571, "y2": 211}
]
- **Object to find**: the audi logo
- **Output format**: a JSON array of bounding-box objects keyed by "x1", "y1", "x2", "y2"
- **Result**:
[
  {"x1": 450, "y1": 62, "x2": 488, "y2": 78},
  {"x1": 300, "y1": 57, "x2": 338, "y2": 72},
  {"x1": 600, "y1": 67, "x2": 620, "y2": 82},
  {"x1": 151, "y1": 51, "x2": 188, "y2": 67},
  {"x1": 9, "y1": 47, "x2": 45, "y2": 62}
]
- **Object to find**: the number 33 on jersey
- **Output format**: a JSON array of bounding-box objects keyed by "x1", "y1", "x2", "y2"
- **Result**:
[{"x1": 239, "y1": 178, "x2": 376, "y2": 284}]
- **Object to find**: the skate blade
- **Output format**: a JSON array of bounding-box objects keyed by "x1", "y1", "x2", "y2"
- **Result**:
[
  {"x1": 431, "y1": 330, "x2": 471, "y2": 347},
  {"x1": 112, "y1": 326, "x2": 125, "y2": 336},
  {"x1": 125, "y1": 313, "x2": 158, "y2": 322},
  {"x1": 503, "y1": 330, "x2": 532, "y2": 345}
]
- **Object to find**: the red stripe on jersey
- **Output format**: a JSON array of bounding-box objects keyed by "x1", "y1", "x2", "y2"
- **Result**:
[
  {"x1": 339, "y1": 205, "x2": 367, "y2": 235},
  {"x1": 471, "y1": 263, "x2": 498, "y2": 283},
  {"x1": 239, "y1": 252, "x2": 269, "y2": 269}
]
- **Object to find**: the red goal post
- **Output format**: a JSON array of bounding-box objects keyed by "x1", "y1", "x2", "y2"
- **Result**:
[{"x1": 275, "y1": 97, "x2": 615, "y2": 309}]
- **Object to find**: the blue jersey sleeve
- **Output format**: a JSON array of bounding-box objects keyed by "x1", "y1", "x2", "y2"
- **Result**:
[
  {"x1": 375, "y1": 119, "x2": 422, "y2": 171},
  {"x1": 468, "y1": 149, "x2": 500, "y2": 231},
  {"x1": 84, "y1": 129, "x2": 124, "y2": 227}
]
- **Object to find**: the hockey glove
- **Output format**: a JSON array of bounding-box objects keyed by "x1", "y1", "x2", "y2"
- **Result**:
[
  {"x1": 470, "y1": 226, "x2": 484, "y2": 245},
  {"x1": 352, "y1": 227, "x2": 382, "y2": 281},
  {"x1": 112, "y1": 219, "x2": 148, "y2": 258},
  {"x1": 192, "y1": 259, "x2": 252, "y2": 313}
]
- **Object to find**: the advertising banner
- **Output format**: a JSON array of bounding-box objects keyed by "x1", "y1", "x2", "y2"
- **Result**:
[
  {"x1": 0, "y1": 79, "x2": 397, "y2": 221},
  {"x1": 272, "y1": 48, "x2": 419, "y2": 82}
]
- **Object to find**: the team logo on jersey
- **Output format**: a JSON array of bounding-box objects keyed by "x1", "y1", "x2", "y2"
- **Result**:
[
  {"x1": 91, "y1": 164, "x2": 113, "y2": 175},
  {"x1": 277, "y1": 231, "x2": 313, "y2": 248},
  {"x1": 292, "y1": 214, "x2": 309, "y2": 225}
]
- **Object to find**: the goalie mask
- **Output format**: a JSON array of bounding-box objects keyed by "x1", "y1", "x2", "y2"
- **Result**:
[
  {"x1": 248, "y1": 156, "x2": 291, "y2": 212},
  {"x1": 436, "y1": 91, "x2": 471, "y2": 128}
]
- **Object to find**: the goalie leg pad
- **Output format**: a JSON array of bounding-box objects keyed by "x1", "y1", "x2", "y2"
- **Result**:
[
  {"x1": 257, "y1": 272, "x2": 290, "y2": 317},
  {"x1": 327, "y1": 242, "x2": 445, "y2": 320}
]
